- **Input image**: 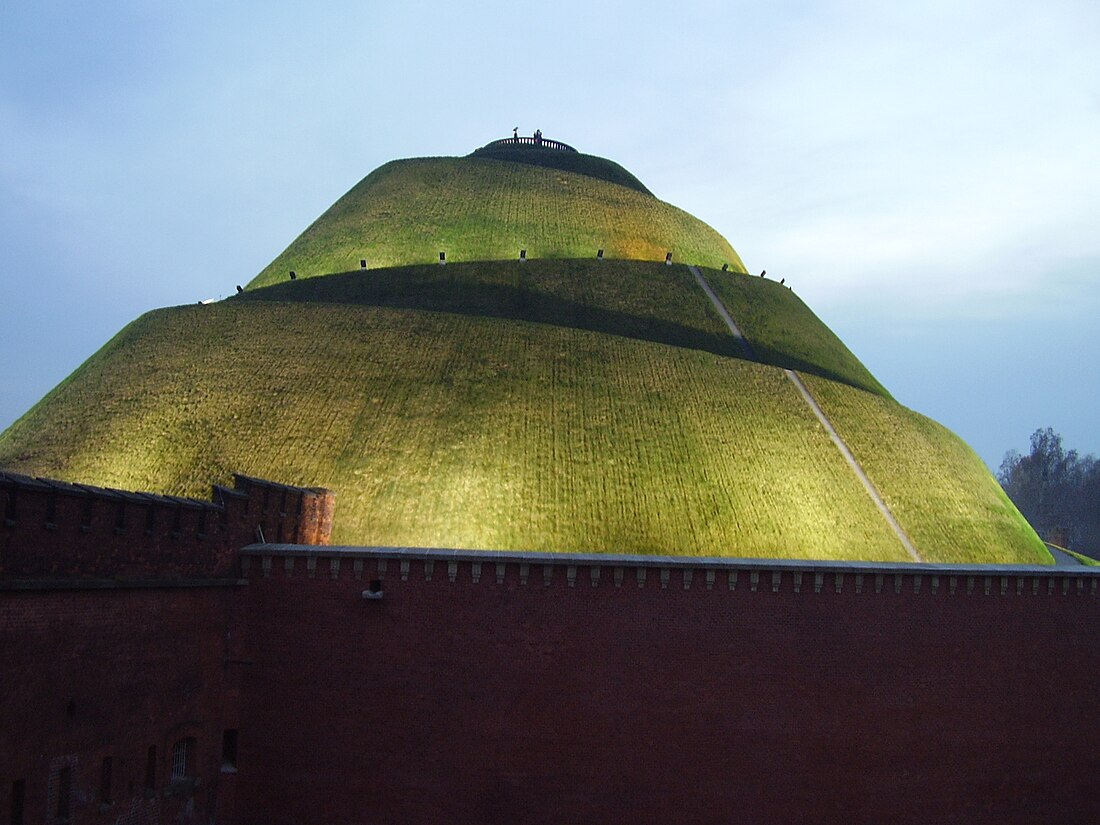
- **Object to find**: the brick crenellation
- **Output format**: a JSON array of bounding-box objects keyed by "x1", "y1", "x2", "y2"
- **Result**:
[{"x1": 0, "y1": 471, "x2": 334, "y2": 579}]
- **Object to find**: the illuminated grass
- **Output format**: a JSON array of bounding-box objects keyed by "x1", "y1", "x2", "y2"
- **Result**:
[
  {"x1": 240, "y1": 259, "x2": 884, "y2": 390},
  {"x1": 1, "y1": 301, "x2": 913, "y2": 559},
  {"x1": 248, "y1": 157, "x2": 743, "y2": 289},
  {"x1": 1062, "y1": 548, "x2": 1099, "y2": 566},
  {"x1": 801, "y1": 375, "x2": 1051, "y2": 564},
  {"x1": 468, "y1": 143, "x2": 653, "y2": 194},
  {"x1": 239, "y1": 260, "x2": 741, "y2": 358},
  {"x1": 705, "y1": 269, "x2": 889, "y2": 396}
]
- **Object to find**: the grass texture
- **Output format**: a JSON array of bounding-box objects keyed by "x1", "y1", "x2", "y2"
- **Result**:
[
  {"x1": 706, "y1": 270, "x2": 889, "y2": 396},
  {"x1": 467, "y1": 143, "x2": 653, "y2": 194},
  {"x1": 239, "y1": 259, "x2": 884, "y2": 394},
  {"x1": 0, "y1": 289, "x2": 1044, "y2": 562},
  {"x1": 802, "y1": 375, "x2": 1050, "y2": 564},
  {"x1": 247, "y1": 157, "x2": 744, "y2": 289},
  {"x1": 1, "y1": 301, "x2": 910, "y2": 559}
]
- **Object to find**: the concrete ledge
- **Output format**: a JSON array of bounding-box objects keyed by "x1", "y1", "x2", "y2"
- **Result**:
[{"x1": 238, "y1": 544, "x2": 1096, "y2": 578}]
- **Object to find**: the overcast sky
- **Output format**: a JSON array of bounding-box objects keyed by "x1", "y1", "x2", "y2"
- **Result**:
[{"x1": 2, "y1": 0, "x2": 1097, "y2": 472}]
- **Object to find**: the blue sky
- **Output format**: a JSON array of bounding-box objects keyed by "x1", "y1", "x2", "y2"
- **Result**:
[{"x1": 1, "y1": 0, "x2": 1097, "y2": 471}]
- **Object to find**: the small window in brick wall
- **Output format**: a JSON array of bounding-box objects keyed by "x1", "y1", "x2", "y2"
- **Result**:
[
  {"x1": 79, "y1": 495, "x2": 94, "y2": 531},
  {"x1": 3, "y1": 488, "x2": 16, "y2": 527},
  {"x1": 221, "y1": 729, "x2": 238, "y2": 772},
  {"x1": 55, "y1": 765, "x2": 72, "y2": 823},
  {"x1": 145, "y1": 746, "x2": 157, "y2": 793},
  {"x1": 100, "y1": 756, "x2": 113, "y2": 804},
  {"x1": 45, "y1": 491, "x2": 57, "y2": 528},
  {"x1": 10, "y1": 779, "x2": 25, "y2": 825},
  {"x1": 171, "y1": 738, "x2": 196, "y2": 782}
]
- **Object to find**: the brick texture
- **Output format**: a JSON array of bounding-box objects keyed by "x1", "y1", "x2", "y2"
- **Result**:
[
  {"x1": 0, "y1": 585, "x2": 244, "y2": 825},
  {"x1": 236, "y1": 556, "x2": 1100, "y2": 825},
  {"x1": 4, "y1": 470, "x2": 1100, "y2": 825}
]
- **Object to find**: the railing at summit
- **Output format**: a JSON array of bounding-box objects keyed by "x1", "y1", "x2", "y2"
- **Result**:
[{"x1": 482, "y1": 136, "x2": 578, "y2": 152}]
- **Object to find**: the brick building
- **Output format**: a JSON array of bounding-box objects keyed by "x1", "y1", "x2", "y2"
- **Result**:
[{"x1": 3, "y1": 470, "x2": 1099, "y2": 824}]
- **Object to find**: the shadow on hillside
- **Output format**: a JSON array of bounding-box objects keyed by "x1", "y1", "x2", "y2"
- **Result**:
[{"x1": 234, "y1": 270, "x2": 884, "y2": 394}]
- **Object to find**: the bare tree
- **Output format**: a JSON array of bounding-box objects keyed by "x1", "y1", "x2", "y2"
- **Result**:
[{"x1": 999, "y1": 428, "x2": 1100, "y2": 556}]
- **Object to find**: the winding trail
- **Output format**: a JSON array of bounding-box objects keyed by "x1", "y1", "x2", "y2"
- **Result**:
[{"x1": 687, "y1": 265, "x2": 923, "y2": 562}]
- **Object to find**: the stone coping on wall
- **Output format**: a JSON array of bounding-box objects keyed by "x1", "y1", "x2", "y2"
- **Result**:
[
  {"x1": 240, "y1": 543, "x2": 1100, "y2": 578},
  {"x1": 239, "y1": 545, "x2": 1100, "y2": 598}
]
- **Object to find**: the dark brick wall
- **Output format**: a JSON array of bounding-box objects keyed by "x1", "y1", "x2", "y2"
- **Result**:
[
  {"x1": 0, "y1": 472, "x2": 330, "y2": 825},
  {"x1": 4, "y1": 468, "x2": 1098, "y2": 825},
  {"x1": 236, "y1": 553, "x2": 1100, "y2": 825},
  {"x1": 0, "y1": 472, "x2": 334, "y2": 579},
  {"x1": 0, "y1": 583, "x2": 245, "y2": 825}
]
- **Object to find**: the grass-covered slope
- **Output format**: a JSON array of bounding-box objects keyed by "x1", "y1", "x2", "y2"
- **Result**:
[
  {"x1": 239, "y1": 260, "x2": 886, "y2": 396},
  {"x1": 468, "y1": 143, "x2": 653, "y2": 194},
  {"x1": 0, "y1": 270, "x2": 1045, "y2": 562},
  {"x1": 802, "y1": 375, "x2": 1050, "y2": 564},
  {"x1": 0, "y1": 299, "x2": 911, "y2": 559},
  {"x1": 248, "y1": 157, "x2": 743, "y2": 289},
  {"x1": 706, "y1": 271, "x2": 890, "y2": 397}
]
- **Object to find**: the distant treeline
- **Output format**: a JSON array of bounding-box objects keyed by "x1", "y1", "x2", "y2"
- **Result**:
[{"x1": 999, "y1": 428, "x2": 1100, "y2": 557}]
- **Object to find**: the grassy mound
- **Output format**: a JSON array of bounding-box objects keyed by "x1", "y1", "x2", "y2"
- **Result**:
[
  {"x1": 239, "y1": 260, "x2": 886, "y2": 396},
  {"x1": 0, "y1": 277, "x2": 1044, "y2": 561},
  {"x1": 248, "y1": 157, "x2": 743, "y2": 289},
  {"x1": 706, "y1": 271, "x2": 890, "y2": 396},
  {"x1": 0, "y1": 301, "x2": 906, "y2": 558},
  {"x1": 803, "y1": 375, "x2": 1050, "y2": 564},
  {"x1": 468, "y1": 143, "x2": 652, "y2": 195}
]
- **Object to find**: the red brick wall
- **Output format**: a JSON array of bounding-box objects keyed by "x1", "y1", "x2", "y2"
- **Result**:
[
  {"x1": 0, "y1": 472, "x2": 334, "y2": 579},
  {"x1": 0, "y1": 472, "x2": 332, "y2": 825},
  {"x1": 235, "y1": 552, "x2": 1100, "y2": 825},
  {"x1": 0, "y1": 583, "x2": 245, "y2": 825}
]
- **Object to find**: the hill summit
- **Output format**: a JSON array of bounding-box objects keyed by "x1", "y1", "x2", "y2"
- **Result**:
[
  {"x1": 0, "y1": 139, "x2": 1048, "y2": 564},
  {"x1": 248, "y1": 138, "x2": 742, "y2": 288}
]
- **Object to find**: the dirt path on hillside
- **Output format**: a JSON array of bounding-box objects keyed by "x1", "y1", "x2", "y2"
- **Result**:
[
  {"x1": 688, "y1": 265, "x2": 923, "y2": 562},
  {"x1": 689, "y1": 266, "x2": 755, "y2": 359}
]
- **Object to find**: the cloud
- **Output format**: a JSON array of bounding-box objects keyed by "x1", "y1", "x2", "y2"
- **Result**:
[{"x1": 665, "y1": 0, "x2": 1100, "y2": 317}]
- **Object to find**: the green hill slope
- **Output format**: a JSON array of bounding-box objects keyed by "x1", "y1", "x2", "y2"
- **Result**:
[
  {"x1": 0, "y1": 138, "x2": 1047, "y2": 564},
  {"x1": 706, "y1": 271, "x2": 890, "y2": 396},
  {"x1": 468, "y1": 143, "x2": 653, "y2": 194},
  {"x1": 0, "y1": 257, "x2": 1044, "y2": 562},
  {"x1": 248, "y1": 156, "x2": 743, "y2": 289},
  {"x1": 803, "y1": 376, "x2": 1050, "y2": 564},
  {"x1": 239, "y1": 260, "x2": 887, "y2": 396},
  {"x1": 0, "y1": 301, "x2": 905, "y2": 558}
]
